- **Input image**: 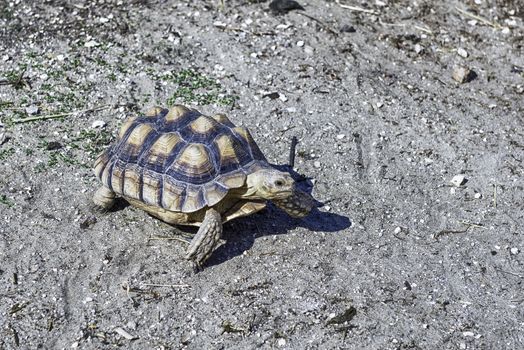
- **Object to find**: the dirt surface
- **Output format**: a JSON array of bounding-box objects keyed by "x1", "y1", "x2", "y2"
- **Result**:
[{"x1": 1, "y1": 0, "x2": 523, "y2": 349}]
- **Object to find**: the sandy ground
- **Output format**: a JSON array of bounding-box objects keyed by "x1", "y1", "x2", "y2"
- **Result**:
[{"x1": 1, "y1": 0, "x2": 523, "y2": 349}]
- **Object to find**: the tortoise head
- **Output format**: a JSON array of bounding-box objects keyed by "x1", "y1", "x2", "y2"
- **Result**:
[{"x1": 244, "y1": 168, "x2": 314, "y2": 218}]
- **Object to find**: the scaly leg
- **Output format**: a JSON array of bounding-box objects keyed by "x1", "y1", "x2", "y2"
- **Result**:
[
  {"x1": 93, "y1": 186, "x2": 116, "y2": 211},
  {"x1": 185, "y1": 208, "x2": 222, "y2": 269}
]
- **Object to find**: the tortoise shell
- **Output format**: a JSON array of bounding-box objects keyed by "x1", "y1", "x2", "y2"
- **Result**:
[{"x1": 94, "y1": 105, "x2": 267, "y2": 213}]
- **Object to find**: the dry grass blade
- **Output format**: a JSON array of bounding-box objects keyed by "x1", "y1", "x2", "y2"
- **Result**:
[
  {"x1": 13, "y1": 105, "x2": 110, "y2": 124},
  {"x1": 455, "y1": 7, "x2": 502, "y2": 29},
  {"x1": 141, "y1": 283, "x2": 190, "y2": 288},
  {"x1": 336, "y1": 1, "x2": 378, "y2": 15}
]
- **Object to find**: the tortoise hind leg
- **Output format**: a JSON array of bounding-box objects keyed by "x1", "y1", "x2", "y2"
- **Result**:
[
  {"x1": 93, "y1": 186, "x2": 116, "y2": 210},
  {"x1": 185, "y1": 208, "x2": 222, "y2": 270}
]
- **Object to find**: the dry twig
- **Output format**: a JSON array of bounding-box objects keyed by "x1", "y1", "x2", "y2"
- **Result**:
[
  {"x1": 455, "y1": 7, "x2": 502, "y2": 29},
  {"x1": 12, "y1": 105, "x2": 110, "y2": 124},
  {"x1": 336, "y1": 1, "x2": 378, "y2": 15}
]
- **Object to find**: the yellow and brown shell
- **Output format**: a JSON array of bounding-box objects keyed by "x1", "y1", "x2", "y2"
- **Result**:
[{"x1": 94, "y1": 105, "x2": 267, "y2": 213}]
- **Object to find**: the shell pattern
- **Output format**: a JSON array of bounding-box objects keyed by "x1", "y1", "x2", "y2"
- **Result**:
[{"x1": 94, "y1": 106, "x2": 267, "y2": 213}]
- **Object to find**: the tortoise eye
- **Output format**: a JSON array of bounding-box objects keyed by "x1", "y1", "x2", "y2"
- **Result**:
[{"x1": 274, "y1": 180, "x2": 284, "y2": 187}]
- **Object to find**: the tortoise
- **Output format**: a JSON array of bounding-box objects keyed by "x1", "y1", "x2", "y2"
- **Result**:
[{"x1": 93, "y1": 105, "x2": 314, "y2": 268}]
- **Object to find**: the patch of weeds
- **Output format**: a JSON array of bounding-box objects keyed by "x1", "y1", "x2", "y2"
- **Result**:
[
  {"x1": 72, "y1": 129, "x2": 114, "y2": 158},
  {"x1": 0, "y1": 147, "x2": 15, "y2": 160},
  {"x1": 34, "y1": 163, "x2": 47, "y2": 173},
  {"x1": 0, "y1": 100, "x2": 14, "y2": 112},
  {"x1": 47, "y1": 151, "x2": 81, "y2": 167},
  {"x1": 0, "y1": 194, "x2": 13, "y2": 207},
  {"x1": 2, "y1": 66, "x2": 28, "y2": 90},
  {"x1": 1, "y1": 7, "x2": 13, "y2": 20},
  {"x1": 163, "y1": 69, "x2": 237, "y2": 106},
  {"x1": 48, "y1": 69, "x2": 65, "y2": 79}
]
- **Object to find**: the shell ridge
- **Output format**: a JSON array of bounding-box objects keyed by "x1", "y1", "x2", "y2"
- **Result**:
[
  {"x1": 105, "y1": 156, "x2": 117, "y2": 191},
  {"x1": 135, "y1": 129, "x2": 160, "y2": 166},
  {"x1": 160, "y1": 109, "x2": 201, "y2": 133},
  {"x1": 114, "y1": 119, "x2": 141, "y2": 155}
]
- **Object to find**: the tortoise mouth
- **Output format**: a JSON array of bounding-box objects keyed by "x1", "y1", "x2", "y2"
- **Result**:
[{"x1": 273, "y1": 190, "x2": 314, "y2": 218}]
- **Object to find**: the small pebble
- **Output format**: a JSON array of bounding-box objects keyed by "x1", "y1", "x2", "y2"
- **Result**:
[
  {"x1": 340, "y1": 24, "x2": 356, "y2": 33},
  {"x1": 92, "y1": 120, "x2": 106, "y2": 128},
  {"x1": 277, "y1": 338, "x2": 286, "y2": 347},
  {"x1": 71, "y1": 342, "x2": 79, "y2": 348},
  {"x1": 84, "y1": 40, "x2": 99, "y2": 48},
  {"x1": 313, "y1": 160, "x2": 321, "y2": 168},
  {"x1": 457, "y1": 48, "x2": 468, "y2": 58},
  {"x1": 474, "y1": 192, "x2": 482, "y2": 199},
  {"x1": 463, "y1": 331, "x2": 474, "y2": 337},
  {"x1": 297, "y1": 40, "x2": 305, "y2": 47},
  {"x1": 336, "y1": 134, "x2": 345, "y2": 140},
  {"x1": 25, "y1": 105, "x2": 39, "y2": 115},
  {"x1": 269, "y1": 0, "x2": 304, "y2": 14},
  {"x1": 304, "y1": 45, "x2": 314, "y2": 55},
  {"x1": 114, "y1": 327, "x2": 137, "y2": 340},
  {"x1": 394, "y1": 227, "x2": 401, "y2": 234},
  {"x1": 450, "y1": 174, "x2": 466, "y2": 187},
  {"x1": 213, "y1": 21, "x2": 227, "y2": 28},
  {"x1": 414, "y1": 44, "x2": 424, "y2": 54},
  {"x1": 510, "y1": 247, "x2": 519, "y2": 255},
  {"x1": 459, "y1": 343, "x2": 466, "y2": 350},
  {"x1": 452, "y1": 65, "x2": 475, "y2": 83}
]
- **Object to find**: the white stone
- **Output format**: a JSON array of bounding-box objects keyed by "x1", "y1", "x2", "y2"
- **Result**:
[
  {"x1": 297, "y1": 40, "x2": 305, "y2": 47},
  {"x1": 463, "y1": 331, "x2": 474, "y2": 337},
  {"x1": 450, "y1": 174, "x2": 466, "y2": 187},
  {"x1": 457, "y1": 48, "x2": 468, "y2": 58},
  {"x1": 313, "y1": 161, "x2": 321, "y2": 168},
  {"x1": 92, "y1": 120, "x2": 106, "y2": 128},
  {"x1": 304, "y1": 46, "x2": 314, "y2": 55},
  {"x1": 25, "y1": 105, "x2": 39, "y2": 115},
  {"x1": 213, "y1": 21, "x2": 226, "y2": 28},
  {"x1": 394, "y1": 227, "x2": 401, "y2": 234},
  {"x1": 84, "y1": 40, "x2": 99, "y2": 48},
  {"x1": 510, "y1": 247, "x2": 519, "y2": 255}
]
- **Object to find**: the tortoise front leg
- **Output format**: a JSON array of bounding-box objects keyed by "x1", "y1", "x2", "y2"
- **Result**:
[
  {"x1": 93, "y1": 186, "x2": 116, "y2": 210},
  {"x1": 185, "y1": 208, "x2": 222, "y2": 269}
]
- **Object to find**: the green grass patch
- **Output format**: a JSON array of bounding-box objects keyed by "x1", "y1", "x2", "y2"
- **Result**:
[
  {"x1": 163, "y1": 69, "x2": 237, "y2": 106},
  {"x1": 0, "y1": 194, "x2": 13, "y2": 207},
  {"x1": 0, "y1": 147, "x2": 15, "y2": 160}
]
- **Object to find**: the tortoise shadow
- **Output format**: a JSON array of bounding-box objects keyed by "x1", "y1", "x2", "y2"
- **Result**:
[
  {"x1": 205, "y1": 164, "x2": 352, "y2": 267},
  {"x1": 206, "y1": 205, "x2": 351, "y2": 268}
]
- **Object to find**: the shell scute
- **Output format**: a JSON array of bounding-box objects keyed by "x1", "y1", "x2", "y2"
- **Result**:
[
  {"x1": 123, "y1": 164, "x2": 142, "y2": 200},
  {"x1": 139, "y1": 132, "x2": 183, "y2": 173},
  {"x1": 166, "y1": 144, "x2": 217, "y2": 185}
]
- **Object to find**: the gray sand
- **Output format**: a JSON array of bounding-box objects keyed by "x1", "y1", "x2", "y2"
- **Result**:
[{"x1": 1, "y1": 1, "x2": 523, "y2": 349}]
